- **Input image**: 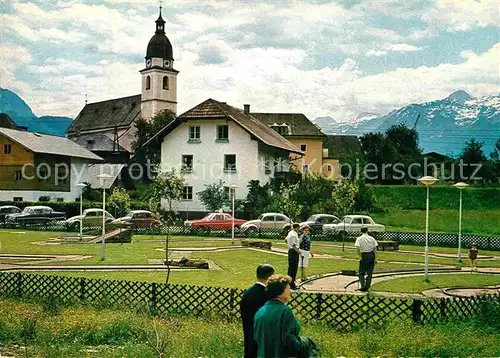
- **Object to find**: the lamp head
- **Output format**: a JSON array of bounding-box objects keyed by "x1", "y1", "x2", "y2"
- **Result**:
[
  {"x1": 453, "y1": 182, "x2": 469, "y2": 190},
  {"x1": 76, "y1": 183, "x2": 86, "y2": 188},
  {"x1": 229, "y1": 184, "x2": 238, "y2": 190},
  {"x1": 418, "y1": 176, "x2": 438, "y2": 186}
]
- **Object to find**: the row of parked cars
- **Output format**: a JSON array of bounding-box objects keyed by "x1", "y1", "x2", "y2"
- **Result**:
[
  {"x1": 184, "y1": 212, "x2": 385, "y2": 235},
  {"x1": 0, "y1": 205, "x2": 161, "y2": 229}
]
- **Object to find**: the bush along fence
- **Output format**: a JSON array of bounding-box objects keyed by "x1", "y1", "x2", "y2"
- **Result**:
[{"x1": 0, "y1": 272, "x2": 498, "y2": 330}]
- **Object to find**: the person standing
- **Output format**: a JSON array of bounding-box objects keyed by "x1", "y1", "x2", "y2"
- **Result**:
[
  {"x1": 299, "y1": 226, "x2": 314, "y2": 282},
  {"x1": 285, "y1": 223, "x2": 302, "y2": 289},
  {"x1": 355, "y1": 227, "x2": 378, "y2": 292},
  {"x1": 240, "y1": 264, "x2": 275, "y2": 358},
  {"x1": 469, "y1": 243, "x2": 479, "y2": 272},
  {"x1": 253, "y1": 275, "x2": 317, "y2": 358}
]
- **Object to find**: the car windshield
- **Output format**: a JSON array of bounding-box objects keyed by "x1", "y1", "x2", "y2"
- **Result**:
[
  {"x1": 307, "y1": 215, "x2": 318, "y2": 221},
  {"x1": 126, "y1": 212, "x2": 134, "y2": 217},
  {"x1": 257, "y1": 214, "x2": 264, "y2": 220},
  {"x1": 341, "y1": 217, "x2": 352, "y2": 224}
]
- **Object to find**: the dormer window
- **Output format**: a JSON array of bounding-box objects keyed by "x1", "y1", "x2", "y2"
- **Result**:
[
  {"x1": 163, "y1": 76, "x2": 169, "y2": 90},
  {"x1": 146, "y1": 76, "x2": 151, "y2": 90},
  {"x1": 87, "y1": 139, "x2": 95, "y2": 145},
  {"x1": 270, "y1": 123, "x2": 290, "y2": 136}
]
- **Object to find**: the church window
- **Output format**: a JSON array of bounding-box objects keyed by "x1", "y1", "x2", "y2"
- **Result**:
[
  {"x1": 146, "y1": 76, "x2": 151, "y2": 90},
  {"x1": 163, "y1": 76, "x2": 169, "y2": 90}
]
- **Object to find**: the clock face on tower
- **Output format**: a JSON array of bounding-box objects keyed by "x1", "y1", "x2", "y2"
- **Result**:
[
  {"x1": 146, "y1": 59, "x2": 152, "y2": 68},
  {"x1": 163, "y1": 59, "x2": 172, "y2": 69}
]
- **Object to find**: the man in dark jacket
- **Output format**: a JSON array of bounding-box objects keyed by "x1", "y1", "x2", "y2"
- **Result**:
[{"x1": 240, "y1": 264, "x2": 275, "y2": 358}]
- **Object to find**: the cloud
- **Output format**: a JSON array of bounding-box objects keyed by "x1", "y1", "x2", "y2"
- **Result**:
[
  {"x1": 386, "y1": 44, "x2": 423, "y2": 53},
  {"x1": 366, "y1": 50, "x2": 388, "y2": 57}
]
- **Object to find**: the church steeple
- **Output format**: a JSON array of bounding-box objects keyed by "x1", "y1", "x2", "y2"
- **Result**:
[{"x1": 155, "y1": 5, "x2": 166, "y2": 34}]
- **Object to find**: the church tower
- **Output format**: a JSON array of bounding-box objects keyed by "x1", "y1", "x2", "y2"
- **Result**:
[{"x1": 140, "y1": 6, "x2": 178, "y2": 119}]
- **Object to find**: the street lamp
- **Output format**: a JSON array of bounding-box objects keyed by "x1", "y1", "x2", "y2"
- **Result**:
[
  {"x1": 454, "y1": 182, "x2": 469, "y2": 263},
  {"x1": 418, "y1": 176, "x2": 438, "y2": 281},
  {"x1": 76, "y1": 183, "x2": 86, "y2": 241},
  {"x1": 96, "y1": 173, "x2": 113, "y2": 261},
  {"x1": 229, "y1": 184, "x2": 238, "y2": 245}
]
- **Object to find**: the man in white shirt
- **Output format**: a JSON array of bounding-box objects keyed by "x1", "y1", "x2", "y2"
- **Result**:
[
  {"x1": 285, "y1": 223, "x2": 303, "y2": 289},
  {"x1": 354, "y1": 227, "x2": 378, "y2": 292}
]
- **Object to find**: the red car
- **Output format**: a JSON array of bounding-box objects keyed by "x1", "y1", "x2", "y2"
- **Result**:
[
  {"x1": 184, "y1": 212, "x2": 246, "y2": 232},
  {"x1": 112, "y1": 210, "x2": 161, "y2": 228}
]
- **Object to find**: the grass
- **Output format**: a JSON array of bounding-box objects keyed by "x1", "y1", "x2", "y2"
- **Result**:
[
  {"x1": 0, "y1": 297, "x2": 499, "y2": 357},
  {"x1": 372, "y1": 273, "x2": 500, "y2": 293}
]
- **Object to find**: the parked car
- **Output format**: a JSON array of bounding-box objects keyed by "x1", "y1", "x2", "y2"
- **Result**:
[
  {"x1": 323, "y1": 215, "x2": 385, "y2": 235},
  {"x1": 185, "y1": 212, "x2": 246, "y2": 232},
  {"x1": 64, "y1": 208, "x2": 115, "y2": 230},
  {"x1": 299, "y1": 214, "x2": 340, "y2": 234},
  {"x1": 240, "y1": 213, "x2": 292, "y2": 234},
  {"x1": 112, "y1": 210, "x2": 161, "y2": 227},
  {"x1": 5, "y1": 206, "x2": 66, "y2": 226},
  {"x1": 0, "y1": 205, "x2": 22, "y2": 224}
]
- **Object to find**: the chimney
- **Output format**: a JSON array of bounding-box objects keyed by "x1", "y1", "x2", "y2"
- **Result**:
[{"x1": 243, "y1": 104, "x2": 250, "y2": 115}]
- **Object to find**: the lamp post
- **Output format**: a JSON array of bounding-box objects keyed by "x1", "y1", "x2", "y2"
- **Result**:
[
  {"x1": 229, "y1": 184, "x2": 238, "y2": 245},
  {"x1": 76, "y1": 183, "x2": 86, "y2": 241},
  {"x1": 454, "y1": 182, "x2": 469, "y2": 263},
  {"x1": 418, "y1": 176, "x2": 438, "y2": 281},
  {"x1": 96, "y1": 173, "x2": 113, "y2": 261}
]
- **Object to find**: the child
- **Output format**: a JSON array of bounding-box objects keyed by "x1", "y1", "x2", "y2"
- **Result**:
[
  {"x1": 468, "y1": 243, "x2": 478, "y2": 272},
  {"x1": 299, "y1": 226, "x2": 314, "y2": 282}
]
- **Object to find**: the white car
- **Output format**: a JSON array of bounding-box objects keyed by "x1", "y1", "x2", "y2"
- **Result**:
[
  {"x1": 240, "y1": 213, "x2": 292, "y2": 234},
  {"x1": 323, "y1": 215, "x2": 385, "y2": 235},
  {"x1": 64, "y1": 208, "x2": 115, "y2": 230}
]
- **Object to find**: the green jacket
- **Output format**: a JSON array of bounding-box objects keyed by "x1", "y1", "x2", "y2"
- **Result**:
[{"x1": 254, "y1": 299, "x2": 312, "y2": 358}]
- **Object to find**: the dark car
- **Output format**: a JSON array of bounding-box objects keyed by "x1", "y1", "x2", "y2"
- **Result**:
[
  {"x1": 299, "y1": 214, "x2": 340, "y2": 234},
  {"x1": 0, "y1": 205, "x2": 22, "y2": 224},
  {"x1": 5, "y1": 205, "x2": 66, "y2": 226}
]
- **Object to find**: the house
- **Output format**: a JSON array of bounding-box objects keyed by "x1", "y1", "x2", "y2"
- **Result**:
[
  {"x1": 146, "y1": 98, "x2": 303, "y2": 215},
  {"x1": 67, "y1": 6, "x2": 178, "y2": 164},
  {"x1": 252, "y1": 111, "x2": 339, "y2": 180},
  {"x1": 0, "y1": 127, "x2": 103, "y2": 202}
]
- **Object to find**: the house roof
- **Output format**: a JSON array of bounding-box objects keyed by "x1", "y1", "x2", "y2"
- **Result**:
[
  {"x1": 251, "y1": 113, "x2": 325, "y2": 137},
  {"x1": 0, "y1": 113, "x2": 26, "y2": 131},
  {"x1": 67, "y1": 94, "x2": 141, "y2": 134},
  {"x1": 71, "y1": 133, "x2": 128, "y2": 153},
  {"x1": 0, "y1": 127, "x2": 103, "y2": 161},
  {"x1": 323, "y1": 135, "x2": 362, "y2": 159},
  {"x1": 146, "y1": 98, "x2": 303, "y2": 154}
]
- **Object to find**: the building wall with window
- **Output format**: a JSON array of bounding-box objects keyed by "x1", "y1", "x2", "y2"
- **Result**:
[
  {"x1": 321, "y1": 158, "x2": 340, "y2": 181},
  {"x1": 161, "y1": 119, "x2": 285, "y2": 212},
  {"x1": 286, "y1": 137, "x2": 324, "y2": 175}
]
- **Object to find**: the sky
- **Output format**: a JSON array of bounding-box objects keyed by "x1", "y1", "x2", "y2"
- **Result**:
[{"x1": 1, "y1": 0, "x2": 499, "y2": 122}]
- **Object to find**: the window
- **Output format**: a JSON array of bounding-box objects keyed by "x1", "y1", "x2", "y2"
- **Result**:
[
  {"x1": 163, "y1": 76, "x2": 169, "y2": 90},
  {"x1": 181, "y1": 155, "x2": 193, "y2": 172},
  {"x1": 57, "y1": 166, "x2": 68, "y2": 185},
  {"x1": 327, "y1": 164, "x2": 332, "y2": 172},
  {"x1": 262, "y1": 215, "x2": 274, "y2": 222},
  {"x1": 276, "y1": 215, "x2": 289, "y2": 223},
  {"x1": 13, "y1": 197, "x2": 23, "y2": 202},
  {"x1": 4, "y1": 144, "x2": 12, "y2": 154},
  {"x1": 264, "y1": 156, "x2": 272, "y2": 174},
  {"x1": 189, "y1": 126, "x2": 200, "y2": 142},
  {"x1": 224, "y1": 154, "x2": 236, "y2": 172},
  {"x1": 303, "y1": 164, "x2": 309, "y2": 173},
  {"x1": 182, "y1": 186, "x2": 193, "y2": 201},
  {"x1": 216, "y1": 125, "x2": 229, "y2": 141},
  {"x1": 15, "y1": 170, "x2": 22, "y2": 181},
  {"x1": 146, "y1": 76, "x2": 151, "y2": 90},
  {"x1": 271, "y1": 125, "x2": 289, "y2": 136},
  {"x1": 300, "y1": 144, "x2": 307, "y2": 152},
  {"x1": 38, "y1": 167, "x2": 49, "y2": 182},
  {"x1": 352, "y1": 218, "x2": 363, "y2": 224}
]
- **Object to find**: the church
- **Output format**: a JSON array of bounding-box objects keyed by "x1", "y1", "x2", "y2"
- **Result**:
[{"x1": 67, "y1": 7, "x2": 178, "y2": 164}]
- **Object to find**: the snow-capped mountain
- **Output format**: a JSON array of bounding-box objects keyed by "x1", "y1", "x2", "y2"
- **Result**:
[{"x1": 313, "y1": 91, "x2": 500, "y2": 155}]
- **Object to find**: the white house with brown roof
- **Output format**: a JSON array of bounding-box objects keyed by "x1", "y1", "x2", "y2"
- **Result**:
[{"x1": 146, "y1": 99, "x2": 303, "y2": 213}]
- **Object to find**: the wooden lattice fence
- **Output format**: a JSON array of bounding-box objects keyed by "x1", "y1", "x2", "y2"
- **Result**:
[{"x1": 0, "y1": 272, "x2": 498, "y2": 330}]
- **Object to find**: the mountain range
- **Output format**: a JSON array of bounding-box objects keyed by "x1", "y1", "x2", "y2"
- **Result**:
[
  {"x1": 313, "y1": 90, "x2": 500, "y2": 155},
  {"x1": 0, "y1": 88, "x2": 72, "y2": 137}
]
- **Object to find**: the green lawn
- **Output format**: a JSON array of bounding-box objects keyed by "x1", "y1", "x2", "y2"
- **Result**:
[
  {"x1": 0, "y1": 297, "x2": 499, "y2": 357},
  {"x1": 372, "y1": 273, "x2": 500, "y2": 293}
]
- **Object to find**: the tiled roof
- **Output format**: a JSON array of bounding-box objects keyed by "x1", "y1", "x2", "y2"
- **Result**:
[
  {"x1": 147, "y1": 99, "x2": 303, "y2": 154},
  {"x1": 0, "y1": 127, "x2": 103, "y2": 161},
  {"x1": 67, "y1": 94, "x2": 141, "y2": 134},
  {"x1": 323, "y1": 135, "x2": 362, "y2": 159},
  {"x1": 71, "y1": 133, "x2": 128, "y2": 153},
  {"x1": 251, "y1": 113, "x2": 325, "y2": 137}
]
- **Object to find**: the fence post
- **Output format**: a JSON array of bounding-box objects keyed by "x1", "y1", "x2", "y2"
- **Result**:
[
  {"x1": 315, "y1": 293, "x2": 323, "y2": 320},
  {"x1": 151, "y1": 282, "x2": 157, "y2": 311},
  {"x1": 411, "y1": 299, "x2": 423, "y2": 323},
  {"x1": 17, "y1": 272, "x2": 23, "y2": 298},
  {"x1": 439, "y1": 298, "x2": 446, "y2": 318},
  {"x1": 79, "y1": 277, "x2": 85, "y2": 301}
]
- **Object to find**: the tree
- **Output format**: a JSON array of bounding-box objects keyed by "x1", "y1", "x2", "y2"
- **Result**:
[
  {"x1": 132, "y1": 109, "x2": 176, "y2": 166},
  {"x1": 331, "y1": 179, "x2": 358, "y2": 218},
  {"x1": 151, "y1": 168, "x2": 185, "y2": 219},
  {"x1": 107, "y1": 188, "x2": 131, "y2": 217},
  {"x1": 359, "y1": 132, "x2": 398, "y2": 184},
  {"x1": 197, "y1": 180, "x2": 229, "y2": 212},
  {"x1": 267, "y1": 183, "x2": 303, "y2": 222},
  {"x1": 242, "y1": 180, "x2": 271, "y2": 219},
  {"x1": 490, "y1": 139, "x2": 500, "y2": 183},
  {"x1": 460, "y1": 139, "x2": 488, "y2": 181}
]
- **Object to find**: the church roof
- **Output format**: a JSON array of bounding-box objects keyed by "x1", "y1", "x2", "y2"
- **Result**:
[
  {"x1": 0, "y1": 127, "x2": 103, "y2": 161},
  {"x1": 145, "y1": 98, "x2": 303, "y2": 154},
  {"x1": 67, "y1": 94, "x2": 141, "y2": 134},
  {"x1": 146, "y1": 7, "x2": 173, "y2": 60},
  {"x1": 251, "y1": 112, "x2": 325, "y2": 137}
]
